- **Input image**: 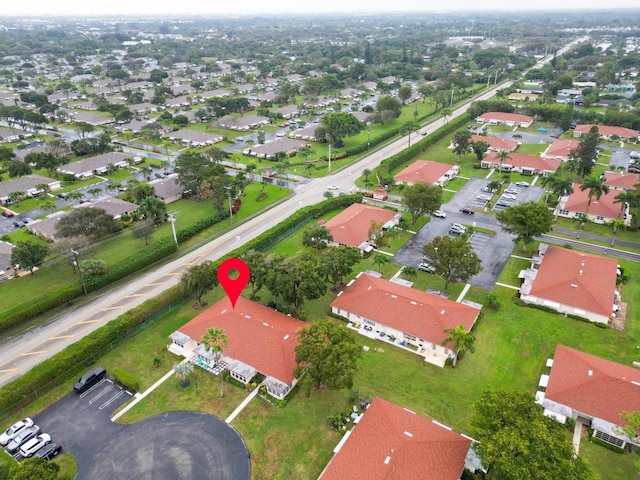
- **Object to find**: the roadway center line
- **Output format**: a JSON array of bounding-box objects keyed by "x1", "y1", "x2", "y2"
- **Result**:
[
  {"x1": 19, "y1": 350, "x2": 48, "y2": 356},
  {"x1": 49, "y1": 335, "x2": 76, "y2": 340},
  {"x1": 0, "y1": 368, "x2": 17, "y2": 373},
  {"x1": 101, "y1": 306, "x2": 125, "y2": 311},
  {"x1": 77, "y1": 319, "x2": 102, "y2": 324}
]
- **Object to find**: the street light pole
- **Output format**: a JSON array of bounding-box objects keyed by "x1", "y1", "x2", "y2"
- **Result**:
[
  {"x1": 367, "y1": 122, "x2": 371, "y2": 150},
  {"x1": 167, "y1": 212, "x2": 178, "y2": 248},
  {"x1": 71, "y1": 249, "x2": 88, "y2": 296}
]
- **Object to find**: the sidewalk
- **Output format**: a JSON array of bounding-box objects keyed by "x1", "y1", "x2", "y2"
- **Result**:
[{"x1": 551, "y1": 226, "x2": 640, "y2": 251}]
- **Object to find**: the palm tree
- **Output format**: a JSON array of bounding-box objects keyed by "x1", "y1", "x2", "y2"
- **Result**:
[
  {"x1": 608, "y1": 218, "x2": 626, "y2": 246},
  {"x1": 88, "y1": 187, "x2": 102, "y2": 198},
  {"x1": 40, "y1": 198, "x2": 57, "y2": 212},
  {"x1": 140, "y1": 166, "x2": 152, "y2": 181},
  {"x1": 552, "y1": 178, "x2": 574, "y2": 199},
  {"x1": 173, "y1": 362, "x2": 194, "y2": 388},
  {"x1": 363, "y1": 168, "x2": 372, "y2": 183},
  {"x1": 540, "y1": 173, "x2": 558, "y2": 204},
  {"x1": 33, "y1": 183, "x2": 49, "y2": 195},
  {"x1": 8, "y1": 191, "x2": 24, "y2": 206},
  {"x1": 579, "y1": 177, "x2": 610, "y2": 229},
  {"x1": 495, "y1": 150, "x2": 512, "y2": 172},
  {"x1": 440, "y1": 107, "x2": 452, "y2": 123},
  {"x1": 373, "y1": 253, "x2": 390, "y2": 270},
  {"x1": 441, "y1": 324, "x2": 476, "y2": 367},
  {"x1": 402, "y1": 265, "x2": 417, "y2": 280},
  {"x1": 65, "y1": 191, "x2": 84, "y2": 204},
  {"x1": 201, "y1": 327, "x2": 228, "y2": 398}
]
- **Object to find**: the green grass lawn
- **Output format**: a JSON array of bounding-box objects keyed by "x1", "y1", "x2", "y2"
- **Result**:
[{"x1": 0, "y1": 182, "x2": 291, "y2": 319}]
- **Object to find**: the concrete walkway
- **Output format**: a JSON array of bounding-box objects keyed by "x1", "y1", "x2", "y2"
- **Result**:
[
  {"x1": 111, "y1": 356, "x2": 192, "y2": 422},
  {"x1": 456, "y1": 283, "x2": 471, "y2": 302},
  {"x1": 225, "y1": 383, "x2": 262, "y2": 424},
  {"x1": 572, "y1": 420, "x2": 583, "y2": 453}
]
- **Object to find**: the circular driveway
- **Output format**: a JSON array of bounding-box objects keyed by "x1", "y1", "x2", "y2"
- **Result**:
[{"x1": 85, "y1": 411, "x2": 250, "y2": 480}]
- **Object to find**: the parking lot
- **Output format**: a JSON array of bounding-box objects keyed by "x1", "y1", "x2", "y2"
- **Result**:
[
  {"x1": 394, "y1": 177, "x2": 526, "y2": 290},
  {"x1": 30, "y1": 375, "x2": 250, "y2": 479},
  {"x1": 492, "y1": 182, "x2": 544, "y2": 213}
]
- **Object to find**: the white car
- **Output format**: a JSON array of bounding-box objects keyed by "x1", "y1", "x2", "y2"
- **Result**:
[
  {"x1": 20, "y1": 433, "x2": 51, "y2": 458},
  {"x1": 515, "y1": 181, "x2": 530, "y2": 187},
  {"x1": 327, "y1": 185, "x2": 339, "y2": 190},
  {"x1": 432, "y1": 209, "x2": 446, "y2": 218},
  {"x1": 503, "y1": 194, "x2": 517, "y2": 200},
  {"x1": 0, "y1": 418, "x2": 34, "y2": 446}
]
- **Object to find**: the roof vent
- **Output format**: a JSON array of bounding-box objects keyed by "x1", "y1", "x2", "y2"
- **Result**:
[
  {"x1": 262, "y1": 322, "x2": 269, "y2": 327},
  {"x1": 570, "y1": 284, "x2": 578, "y2": 288},
  {"x1": 579, "y1": 270, "x2": 583, "y2": 275},
  {"x1": 283, "y1": 334, "x2": 289, "y2": 340},
  {"x1": 410, "y1": 301, "x2": 417, "y2": 305},
  {"x1": 391, "y1": 295, "x2": 397, "y2": 299},
  {"x1": 588, "y1": 370, "x2": 593, "y2": 376},
  {"x1": 440, "y1": 309, "x2": 446, "y2": 315},
  {"x1": 403, "y1": 431, "x2": 413, "y2": 438},
  {"x1": 384, "y1": 456, "x2": 391, "y2": 465}
]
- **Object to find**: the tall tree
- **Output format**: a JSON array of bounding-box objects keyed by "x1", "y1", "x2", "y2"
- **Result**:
[
  {"x1": 422, "y1": 236, "x2": 482, "y2": 290},
  {"x1": 201, "y1": 327, "x2": 228, "y2": 398},
  {"x1": 302, "y1": 224, "x2": 333, "y2": 250},
  {"x1": 242, "y1": 250, "x2": 268, "y2": 300},
  {"x1": 11, "y1": 241, "x2": 49, "y2": 275},
  {"x1": 320, "y1": 246, "x2": 360, "y2": 290},
  {"x1": 495, "y1": 202, "x2": 554, "y2": 252},
  {"x1": 471, "y1": 390, "x2": 598, "y2": 480},
  {"x1": 495, "y1": 150, "x2": 512, "y2": 171},
  {"x1": 579, "y1": 176, "x2": 610, "y2": 227},
  {"x1": 174, "y1": 151, "x2": 227, "y2": 196},
  {"x1": 451, "y1": 130, "x2": 473, "y2": 162},
  {"x1": 315, "y1": 112, "x2": 365, "y2": 147},
  {"x1": 441, "y1": 324, "x2": 476, "y2": 367},
  {"x1": 472, "y1": 140, "x2": 490, "y2": 161},
  {"x1": 56, "y1": 208, "x2": 121, "y2": 240},
  {"x1": 131, "y1": 219, "x2": 155, "y2": 246},
  {"x1": 402, "y1": 183, "x2": 443, "y2": 224},
  {"x1": 180, "y1": 261, "x2": 218, "y2": 308},
  {"x1": 400, "y1": 120, "x2": 420, "y2": 148},
  {"x1": 569, "y1": 126, "x2": 600, "y2": 180},
  {"x1": 138, "y1": 196, "x2": 167, "y2": 224},
  {"x1": 264, "y1": 253, "x2": 326, "y2": 318},
  {"x1": 295, "y1": 320, "x2": 362, "y2": 395}
]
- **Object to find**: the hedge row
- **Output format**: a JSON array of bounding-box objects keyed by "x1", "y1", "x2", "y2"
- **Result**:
[
  {"x1": 379, "y1": 113, "x2": 471, "y2": 178},
  {"x1": 0, "y1": 283, "x2": 82, "y2": 335},
  {"x1": 0, "y1": 195, "x2": 362, "y2": 415},
  {"x1": 176, "y1": 210, "x2": 229, "y2": 244},
  {"x1": 345, "y1": 127, "x2": 400, "y2": 156},
  {"x1": 0, "y1": 285, "x2": 183, "y2": 414},
  {"x1": 0, "y1": 208, "x2": 230, "y2": 335},
  {"x1": 112, "y1": 368, "x2": 140, "y2": 393}
]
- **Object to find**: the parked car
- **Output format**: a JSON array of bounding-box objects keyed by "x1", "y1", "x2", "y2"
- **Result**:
[
  {"x1": 432, "y1": 209, "x2": 446, "y2": 218},
  {"x1": 326, "y1": 185, "x2": 339, "y2": 190},
  {"x1": 73, "y1": 366, "x2": 107, "y2": 394},
  {"x1": 502, "y1": 194, "x2": 517, "y2": 200},
  {"x1": 1, "y1": 210, "x2": 14, "y2": 218},
  {"x1": 13, "y1": 222, "x2": 22, "y2": 228},
  {"x1": 460, "y1": 208, "x2": 475, "y2": 215},
  {"x1": 515, "y1": 181, "x2": 530, "y2": 187},
  {"x1": 418, "y1": 262, "x2": 436, "y2": 273},
  {"x1": 476, "y1": 194, "x2": 492, "y2": 201},
  {"x1": 35, "y1": 442, "x2": 62, "y2": 461},
  {"x1": 5, "y1": 425, "x2": 40, "y2": 454},
  {"x1": 628, "y1": 165, "x2": 640, "y2": 173},
  {"x1": 495, "y1": 201, "x2": 514, "y2": 208},
  {"x1": 19, "y1": 433, "x2": 51, "y2": 458},
  {"x1": 451, "y1": 223, "x2": 467, "y2": 233},
  {"x1": 630, "y1": 151, "x2": 640, "y2": 160},
  {"x1": 0, "y1": 418, "x2": 34, "y2": 446}
]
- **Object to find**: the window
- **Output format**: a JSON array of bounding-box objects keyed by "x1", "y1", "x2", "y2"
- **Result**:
[
  {"x1": 403, "y1": 333, "x2": 416, "y2": 341},
  {"x1": 364, "y1": 319, "x2": 375, "y2": 326}
]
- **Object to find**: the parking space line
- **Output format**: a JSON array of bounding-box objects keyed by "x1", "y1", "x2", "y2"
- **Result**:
[
  {"x1": 19, "y1": 350, "x2": 48, "y2": 356},
  {"x1": 99, "y1": 390, "x2": 125, "y2": 410},
  {"x1": 79, "y1": 378, "x2": 111, "y2": 399}
]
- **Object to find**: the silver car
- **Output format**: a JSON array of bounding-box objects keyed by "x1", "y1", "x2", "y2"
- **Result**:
[{"x1": 5, "y1": 425, "x2": 40, "y2": 454}]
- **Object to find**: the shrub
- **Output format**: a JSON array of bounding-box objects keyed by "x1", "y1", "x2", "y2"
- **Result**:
[{"x1": 112, "y1": 368, "x2": 140, "y2": 392}]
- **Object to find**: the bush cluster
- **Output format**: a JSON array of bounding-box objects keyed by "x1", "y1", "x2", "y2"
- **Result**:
[
  {"x1": 112, "y1": 368, "x2": 140, "y2": 392},
  {"x1": 175, "y1": 210, "x2": 229, "y2": 244}
]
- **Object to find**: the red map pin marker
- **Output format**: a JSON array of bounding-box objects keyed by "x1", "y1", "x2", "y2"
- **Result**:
[{"x1": 217, "y1": 258, "x2": 250, "y2": 309}]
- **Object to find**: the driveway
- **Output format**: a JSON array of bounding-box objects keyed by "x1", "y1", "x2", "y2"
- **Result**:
[
  {"x1": 393, "y1": 178, "x2": 519, "y2": 290},
  {"x1": 33, "y1": 380, "x2": 250, "y2": 480},
  {"x1": 488, "y1": 126, "x2": 565, "y2": 145}
]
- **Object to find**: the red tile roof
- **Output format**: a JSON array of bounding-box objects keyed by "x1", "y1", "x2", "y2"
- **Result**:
[
  {"x1": 529, "y1": 245, "x2": 618, "y2": 317},
  {"x1": 330, "y1": 273, "x2": 479, "y2": 347},
  {"x1": 178, "y1": 297, "x2": 307, "y2": 384},
  {"x1": 564, "y1": 182, "x2": 624, "y2": 219},
  {"x1": 324, "y1": 203, "x2": 398, "y2": 248},
  {"x1": 470, "y1": 135, "x2": 518, "y2": 152},
  {"x1": 603, "y1": 171, "x2": 640, "y2": 191},
  {"x1": 320, "y1": 397, "x2": 471, "y2": 480},
  {"x1": 574, "y1": 124, "x2": 639, "y2": 139},
  {"x1": 476, "y1": 112, "x2": 533, "y2": 124},
  {"x1": 394, "y1": 160, "x2": 455, "y2": 185},
  {"x1": 546, "y1": 345, "x2": 640, "y2": 426},
  {"x1": 483, "y1": 152, "x2": 561, "y2": 173},
  {"x1": 542, "y1": 139, "x2": 579, "y2": 159}
]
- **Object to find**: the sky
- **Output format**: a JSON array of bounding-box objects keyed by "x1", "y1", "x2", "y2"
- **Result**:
[{"x1": 1, "y1": 0, "x2": 638, "y2": 17}]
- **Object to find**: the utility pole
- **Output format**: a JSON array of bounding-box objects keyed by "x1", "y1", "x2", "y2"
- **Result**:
[
  {"x1": 71, "y1": 249, "x2": 88, "y2": 296},
  {"x1": 328, "y1": 144, "x2": 331, "y2": 172}
]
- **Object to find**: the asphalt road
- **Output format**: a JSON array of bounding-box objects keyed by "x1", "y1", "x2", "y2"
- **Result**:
[{"x1": 0, "y1": 38, "x2": 587, "y2": 388}]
